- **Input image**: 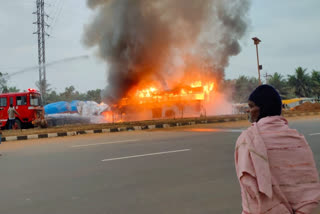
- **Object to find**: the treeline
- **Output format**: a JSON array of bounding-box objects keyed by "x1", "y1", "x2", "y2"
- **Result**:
[
  {"x1": 0, "y1": 73, "x2": 103, "y2": 104},
  {"x1": 1, "y1": 67, "x2": 319, "y2": 105},
  {"x1": 45, "y1": 86, "x2": 102, "y2": 104},
  {"x1": 231, "y1": 67, "x2": 320, "y2": 103},
  {"x1": 0, "y1": 79, "x2": 102, "y2": 104}
]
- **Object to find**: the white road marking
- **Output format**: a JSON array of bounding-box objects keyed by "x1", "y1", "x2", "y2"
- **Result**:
[
  {"x1": 101, "y1": 149, "x2": 191, "y2": 162},
  {"x1": 309, "y1": 133, "x2": 320, "y2": 136},
  {"x1": 71, "y1": 139, "x2": 140, "y2": 148},
  {"x1": 228, "y1": 129, "x2": 244, "y2": 133},
  {"x1": 187, "y1": 128, "x2": 244, "y2": 133}
]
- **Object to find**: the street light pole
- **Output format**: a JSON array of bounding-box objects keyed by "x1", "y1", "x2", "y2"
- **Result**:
[{"x1": 252, "y1": 37, "x2": 262, "y2": 85}]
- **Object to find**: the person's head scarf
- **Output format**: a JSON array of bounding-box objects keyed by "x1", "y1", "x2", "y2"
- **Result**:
[{"x1": 248, "y1": 84, "x2": 282, "y2": 122}]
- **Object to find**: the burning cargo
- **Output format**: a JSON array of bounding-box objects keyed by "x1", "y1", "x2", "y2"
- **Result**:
[
  {"x1": 101, "y1": 79, "x2": 215, "y2": 122},
  {"x1": 84, "y1": 0, "x2": 251, "y2": 122}
]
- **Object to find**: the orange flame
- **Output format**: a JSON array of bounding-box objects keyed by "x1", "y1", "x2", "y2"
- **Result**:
[
  {"x1": 191, "y1": 81, "x2": 202, "y2": 88},
  {"x1": 102, "y1": 78, "x2": 216, "y2": 122}
]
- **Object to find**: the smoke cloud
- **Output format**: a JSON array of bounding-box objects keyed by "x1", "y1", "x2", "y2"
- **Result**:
[{"x1": 84, "y1": 0, "x2": 251, "y2": 104}]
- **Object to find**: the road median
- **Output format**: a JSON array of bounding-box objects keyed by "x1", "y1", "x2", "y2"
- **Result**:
[{"x1": 1, "y1": 111, "x2": 319, "y2": 142}]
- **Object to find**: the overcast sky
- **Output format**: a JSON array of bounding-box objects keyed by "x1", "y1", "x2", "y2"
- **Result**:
[{"x1": 0, "y1": 0, "x2": 319, "y2": 93}]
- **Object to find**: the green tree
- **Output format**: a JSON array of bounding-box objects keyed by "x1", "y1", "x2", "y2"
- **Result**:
[
  {"x1": 233, "y1": 76, "x2": 259, "y2": 103},
  {"x1": 60, "y1": 86, "x2": 77, "y2": 101},
  {"x1": 45, "y1": 87, "x2": 102, "y2": 104},
  {"x1": 311, "y1": 70, "x2": 320, "y2": 99},
  {"x1": 268, "y1": 72, "x2": 291, "y2": 99},
  {"x1": 288, "y1": 67, "x2": 311, "y2": 97},
  {"x1": 7, "y1": 86, "x2": 20, "y2": 92},
  {"x1": 86, "y1": 89, "x2": 102, "y2": 103},
  {"x1": 58, "y1": 86, "x2": 88, "y2": 102},
  {"x1": 36, "y1": 80, "x2": 52, "y2": 105},
  {"x1": 46, "y1": 91, "x2": 60, "y2": 104},
  {"x1": 0, "y1": 72, "x2": 8, "y2": 92}
]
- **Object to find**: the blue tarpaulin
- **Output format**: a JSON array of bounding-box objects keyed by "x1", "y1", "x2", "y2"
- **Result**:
[{"x1": 44, "y1": 100, "x2": 80, "y2": 115}]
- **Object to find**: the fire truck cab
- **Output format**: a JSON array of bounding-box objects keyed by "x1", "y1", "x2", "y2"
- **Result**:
[{"x1": 0, "y1": 88, "x2": 46, "y2": 129}]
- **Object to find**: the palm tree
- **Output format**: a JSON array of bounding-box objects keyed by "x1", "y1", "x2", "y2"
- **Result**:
[
  {"x1": 311, "y1": 70, "x2": 320, "y2": 99},
  {"x1": 268, "y1": 72, "x2": 290, "y2": 98},
  {"x1": 233, "y1": 76, "x2": 259, "y2": 103},
  {"x1": 288, "y1": 67, "x2": 311, "y2": 97}
]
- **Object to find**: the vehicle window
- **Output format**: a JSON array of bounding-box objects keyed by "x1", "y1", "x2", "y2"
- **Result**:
[
  {"x1": 10, "y1": 97, "x2": 13, "y2": 105},
  {"x1": 16, "y1": 96, "x2": 27, "y2": 106},
  {"x1": 30, "y1": 94, "x2": 41, "y2": 106},
  {"x1": 0, "y1": 97, "x2": 7, "y2": 107}
]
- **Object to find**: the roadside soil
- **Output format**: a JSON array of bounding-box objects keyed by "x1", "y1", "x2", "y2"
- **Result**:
[{"x1": 292, "y1": 102, "x2": 320, "y2": 111}]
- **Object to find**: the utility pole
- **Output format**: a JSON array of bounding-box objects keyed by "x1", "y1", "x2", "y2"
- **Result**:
[
  {"x1": 264, "y1": 72, "x2": 272, "y2": 84},
  {"x1": 33, "y1": 0, "x2": 49, "y2": 104},
  {"x1": 252, "y1": 37, "x2": 262, "y2": 85}
]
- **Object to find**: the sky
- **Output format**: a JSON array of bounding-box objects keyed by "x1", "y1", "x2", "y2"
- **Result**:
[{"x1": 0, "y1": 0, "x2": 320, "y2": 93}]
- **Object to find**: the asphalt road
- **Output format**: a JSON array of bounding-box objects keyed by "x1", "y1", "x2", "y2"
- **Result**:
[{"x1": 0, "y1": 117, "x2": 319, "y2": 214}]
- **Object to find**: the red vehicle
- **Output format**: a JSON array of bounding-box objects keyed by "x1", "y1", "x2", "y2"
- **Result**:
[{"x1": 0, "y1": 88, "x2": 46, "y2": 129}]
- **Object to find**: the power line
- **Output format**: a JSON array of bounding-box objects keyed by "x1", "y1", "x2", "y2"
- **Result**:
[
  {"x1": 48, "y1": 0, "x2": 65, "y2": 37},
  {"x1": 7, "y1": 55, "x2": 89, "y2": 77},
  {"x1": 48, "y1": 0, "x2": 61, "y2": 27}
]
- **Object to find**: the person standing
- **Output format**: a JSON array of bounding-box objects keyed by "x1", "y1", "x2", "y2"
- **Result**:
[
  {"x1": 235, "y1": 85, "x2": 320, "y2": 214},
  {"x1": 7, "y1": 104, "x2": 20, "y2": 130},
  {"x1": 0, "y1": 129, "x2": 2, "y2": 156}
]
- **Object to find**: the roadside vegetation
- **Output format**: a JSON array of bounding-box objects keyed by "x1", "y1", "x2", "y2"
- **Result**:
[
  {"x1": 231, "y1": 67, "x2": 320, "y2": 103},
  {"x1": 0, "y1": 66, "x2": 319, "y2": 105}
]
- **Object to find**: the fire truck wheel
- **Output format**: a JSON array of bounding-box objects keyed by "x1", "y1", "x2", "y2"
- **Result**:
[{"x1": 15, "y1": 119, "x2": 22, "y2": 129}]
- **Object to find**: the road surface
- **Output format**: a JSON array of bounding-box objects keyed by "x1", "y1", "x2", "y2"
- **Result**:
[{"x1": 0, "y1": 117, "x2": 319, "y2": 214}]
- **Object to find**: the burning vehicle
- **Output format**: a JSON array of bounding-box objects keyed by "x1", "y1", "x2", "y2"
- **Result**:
[
  {"x1": 102, "y1": 79, "x2": 216, "y2": 122},
  {"x1": 84, "y1": 0, "x2": 251, "y2": 123},
  {"x1": 43, "y1": 80, "x2": 218, "y2": 125}
]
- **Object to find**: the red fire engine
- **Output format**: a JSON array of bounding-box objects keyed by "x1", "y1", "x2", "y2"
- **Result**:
[{"x1": 0, "y1": 88, "x2": 46, "y2": 129}]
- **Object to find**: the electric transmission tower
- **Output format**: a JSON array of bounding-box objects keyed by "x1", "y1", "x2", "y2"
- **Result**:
[{"x1": 33, "y1": 0, "x2": 49, "y2": 103}]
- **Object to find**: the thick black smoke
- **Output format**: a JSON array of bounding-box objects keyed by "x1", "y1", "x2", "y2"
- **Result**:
[{"x1": 84, "y1": 0, "x2": 251, "y2": 104}]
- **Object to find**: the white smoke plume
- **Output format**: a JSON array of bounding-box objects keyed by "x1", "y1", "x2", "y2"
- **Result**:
[{"x1": 83, "y1": 0, "x2": 251, "y2": 104}]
